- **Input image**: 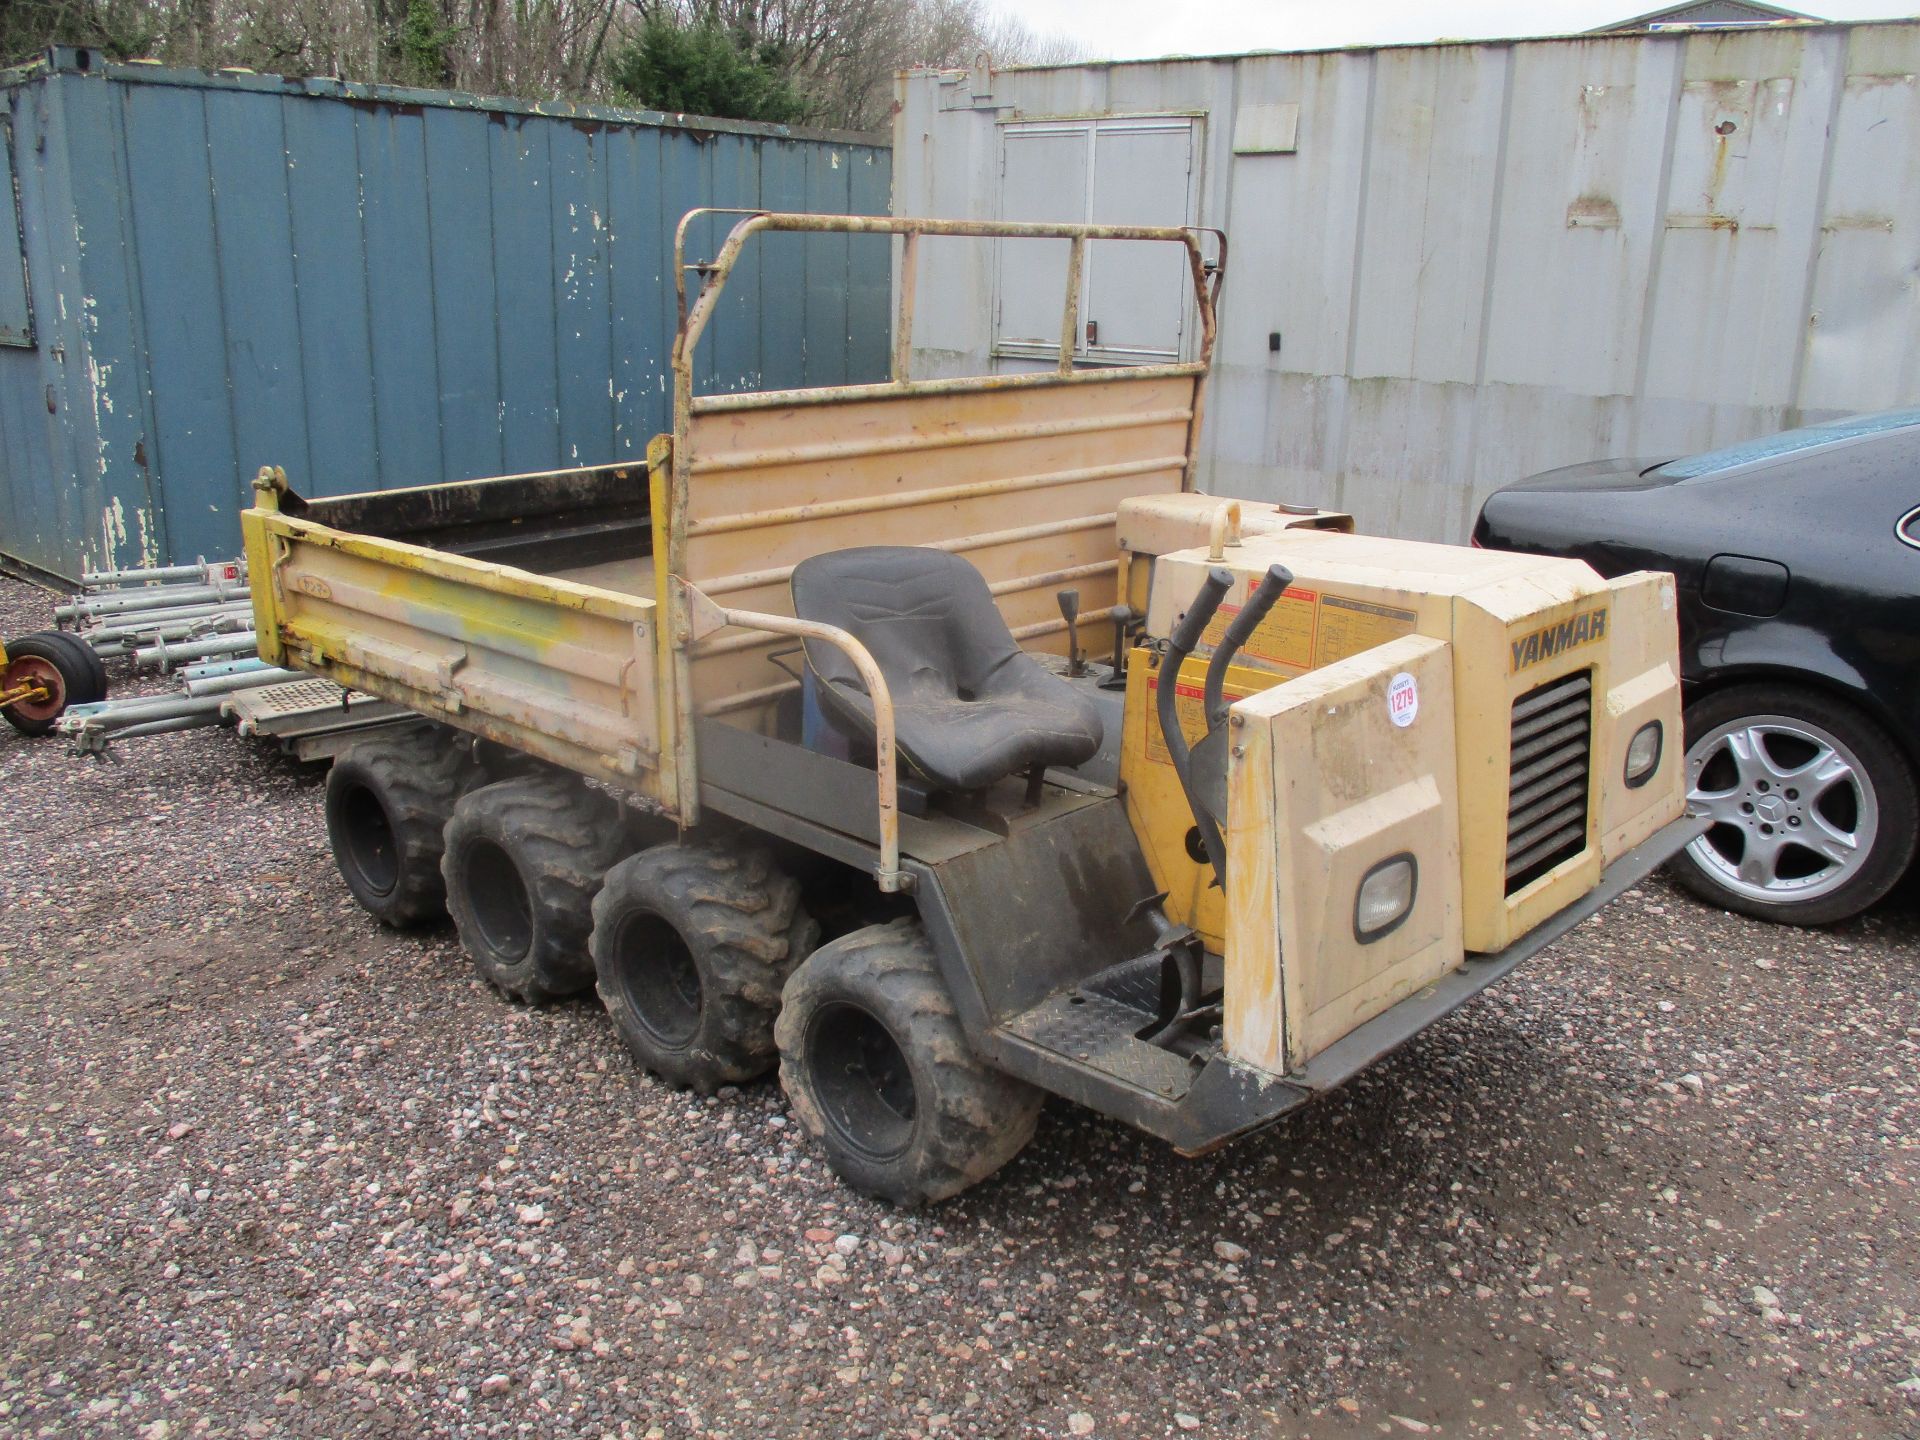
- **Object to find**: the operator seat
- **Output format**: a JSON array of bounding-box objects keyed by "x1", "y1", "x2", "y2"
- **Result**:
[{"x1": 790, "y1": 546, "x2": 1104, "y2": 793}]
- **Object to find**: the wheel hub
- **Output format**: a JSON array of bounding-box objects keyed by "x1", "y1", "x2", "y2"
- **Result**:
[
  {"x1": 2, "y1": 656, "x2": 64, "y2": 723},
  {"x1": 613, "y1": 912, "x2": 703, "y2": 1048},
  {"x1": 338, "y1": 784, "x2": 399, "y2": 897},
  {"x1": 464, "y1": 839, "x2": 534, "y2": 960},
  {"x1": 1685, "y1": 713, "x2": 1878, "y2": 902},
  {"x1": 808, "y1": 1002, "x2": 916, "y2": 1162}
]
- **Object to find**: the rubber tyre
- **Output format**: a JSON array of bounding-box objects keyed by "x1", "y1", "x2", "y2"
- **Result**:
[
  {"x1": 46, "y1": 631, "x2": 108, "y2": 699},
  {"x1": 1672, "y1": 684, "x2": 1918, "y2": 927},
  {"x1": 776, "y1": 919, "x2": 1042, "y2": 1206},
  {"x1": 442, "y1": 772, "x2": 633, "y2": 1003},
  {"x1": 325, "y1": 726, "x2": 477, "y2": 926},
  {"x1": 591, "y1": 842, "x2": 819, "y2": 1092},
  {"x1": 2, "y1": 632, "x2": 103, "y2": 734}
]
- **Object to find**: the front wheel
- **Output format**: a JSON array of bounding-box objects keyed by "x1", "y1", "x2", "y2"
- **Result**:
[
  {"x1": 1673, "y1": 684, "x2": 1917, "y2": 926},
  {"x1": 776, "y1": 919, "x2": 1042, "y2": 1206}
]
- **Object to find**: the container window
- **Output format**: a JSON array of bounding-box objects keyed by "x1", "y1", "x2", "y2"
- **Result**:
[
  {"x1": 0, "y1": 119, "x2": 31, "y2": 347},
  {"x1": 992, "y1": 116, "x2": 1198, "y2": 367}
]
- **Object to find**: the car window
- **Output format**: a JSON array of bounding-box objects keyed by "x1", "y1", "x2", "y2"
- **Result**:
[
  {"x1": 1901, "y1": 505, "x2": 1920, "y2": 551},
  {"x1": 1656, "y1": 407, "x2": 1920, "y2": 480}
]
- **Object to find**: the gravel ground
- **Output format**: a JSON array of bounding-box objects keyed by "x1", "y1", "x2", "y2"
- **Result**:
[{"x1": 2, "y1": 571, "x2": 1918, "y2": 1440}]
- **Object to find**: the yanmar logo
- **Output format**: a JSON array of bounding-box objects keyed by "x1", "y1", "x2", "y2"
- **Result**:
[{"x1": 1511, "y1": 606, "x2": 1608, "y2": 671}]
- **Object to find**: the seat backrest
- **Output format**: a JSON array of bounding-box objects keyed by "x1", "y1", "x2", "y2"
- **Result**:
[{"x1": 790, "y1": 546, "x2": 1023, "y2": 702}]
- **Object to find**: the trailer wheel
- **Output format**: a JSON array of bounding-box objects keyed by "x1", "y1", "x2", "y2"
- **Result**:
[
  {"x1": 442, "y1": 772, "x2": 631, "y2": 1003},
  {"x1": 325, "y1": 726, "x2": 476, "y2": 926},
  {"x1": 46, "y1": 631, "x2": 108, "y2": 699},
  {"x1": 776, "y1": 919, "x2": 1042, "y2": 1206},
  {"x1": 2, "y1": 632, "x2": 105, "y2": 735},
  {"x1": 591, "y1": 842, "x2": 819, "y2": 1092}
]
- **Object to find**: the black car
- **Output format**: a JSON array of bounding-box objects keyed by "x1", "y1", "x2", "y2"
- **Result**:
[{"x1": 1474, "y1": 408, "x2": 1920, "y2": 926}]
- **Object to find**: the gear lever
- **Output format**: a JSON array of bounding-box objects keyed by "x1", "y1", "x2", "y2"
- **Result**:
[{"x1": 1056, "y1": 589, "x2": 1084, "y2": 677}]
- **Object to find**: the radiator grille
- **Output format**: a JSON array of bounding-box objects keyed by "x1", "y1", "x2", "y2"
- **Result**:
[{"x1": 1505, "y1": 669, "x2": 1592, "y2": 894}]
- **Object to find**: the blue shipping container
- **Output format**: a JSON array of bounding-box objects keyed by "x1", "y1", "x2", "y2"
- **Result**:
[{"x1": 0, "y1": 48, "x2": 893, "y2": 579}]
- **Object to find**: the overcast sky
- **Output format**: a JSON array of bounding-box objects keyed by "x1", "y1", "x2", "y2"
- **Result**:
[{"x1": 987, "y1": 0, "x2": 1920, "y2": 63}]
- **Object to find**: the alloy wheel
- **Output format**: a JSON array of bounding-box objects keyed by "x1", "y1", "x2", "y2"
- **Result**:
[{"x1": 1685, "y1": 714, "x2": 1878, "y2": 904}]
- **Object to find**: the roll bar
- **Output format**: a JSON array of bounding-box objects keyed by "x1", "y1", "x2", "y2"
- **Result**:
[{"x1": 671, "y1": 209, "x2": 1226, "y2": 391}]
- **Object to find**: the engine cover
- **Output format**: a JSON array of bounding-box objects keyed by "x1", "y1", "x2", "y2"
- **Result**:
[{"x1": 1135, "y1": 524, "x2": 1685, "y2": 959}]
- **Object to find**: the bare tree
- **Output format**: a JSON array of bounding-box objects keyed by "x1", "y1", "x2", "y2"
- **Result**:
[
  {"x1": 0, "y1": 0, "x2": 1080, "y2": 124},
  {"x1": 680, "y1": 0, "x2": 1080, "y2": 128}
]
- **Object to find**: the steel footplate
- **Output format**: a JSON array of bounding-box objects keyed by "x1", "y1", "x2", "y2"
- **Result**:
[
  {"x1": 222, "y1": 679, "x2": 413, "y2": 750},
  {"x1": 1003, "y1": 990, "x2": 1200, "y2": 1102}
]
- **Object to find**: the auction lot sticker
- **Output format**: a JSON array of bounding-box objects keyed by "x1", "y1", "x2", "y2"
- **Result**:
[{"x1": 1387, "y1": 671, "x2": 1418, "y2": 728}]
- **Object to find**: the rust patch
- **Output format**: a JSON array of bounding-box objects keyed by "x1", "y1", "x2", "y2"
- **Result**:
[{"x1": 1566, "y1": 194, "x2": 1620, "y2": 229}]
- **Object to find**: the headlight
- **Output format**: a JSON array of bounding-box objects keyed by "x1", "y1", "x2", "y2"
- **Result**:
[
  {"x1": 1354, "y1": 854, "x2": 1418, "y2": 943},
  {"x1": 1624, "y1": 720, "x2": 1662, "y2": 788}
]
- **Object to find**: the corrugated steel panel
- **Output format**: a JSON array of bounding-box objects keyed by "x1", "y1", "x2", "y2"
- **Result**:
[
  {"x1": 896, "y1": 21, "x2": 1920, "y2": 542},
  {"x1": 0, "y1": 49, "x2": 891, "y2": 578}
]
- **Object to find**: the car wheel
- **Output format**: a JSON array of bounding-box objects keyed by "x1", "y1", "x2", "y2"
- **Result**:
[{"x1": 1673, "y1": 684, "x2": 1917, "y2": 926}]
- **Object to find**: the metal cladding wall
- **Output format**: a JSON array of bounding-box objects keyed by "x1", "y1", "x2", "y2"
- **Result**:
[
  {"x1": 895, "y1": 22, "x2": 1920, "y2": 542},
  {"x1": 0, "y1": 50, "x2": 891, "y2": 579}
]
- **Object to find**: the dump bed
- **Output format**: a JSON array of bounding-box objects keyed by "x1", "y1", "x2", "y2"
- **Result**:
[
  {"x1": 244, "y1": 213, "x2": 1222, "y2": 825},
  {"x1": 244, "y1": 461, "x2": 674, "y2": 800}
]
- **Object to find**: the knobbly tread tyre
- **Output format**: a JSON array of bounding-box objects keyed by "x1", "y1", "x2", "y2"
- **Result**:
[
  {"x1": 1673, "y1": 683, "x2": 1917, "y2": 927},
  {"x1": 592, "y1": 841, "x2": 820, "y2": 1092},
  {"x1": 442, "y1": 770, "x2": 634, "y2": 1004},
  {"x1": 325, "y1": 725, "x2": 477, "y2": 926},
  {"x1": 776, "y1": 918, "x2": 1042, "y2": 1206}
]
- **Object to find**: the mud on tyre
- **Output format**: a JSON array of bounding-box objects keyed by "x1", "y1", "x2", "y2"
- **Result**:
[
  {"x1": 775, "y1": 918, "x2": 1042, "y2": 1206},
  {"x1": 441, "y1": 770, "x2": 634, "y2": 1003},
  {"x1": 591, "y1": 841, "x2": 819, "y2": 1092},
  {"x1": 325, "y1": 725, "x2": 478, "y2": 926}
]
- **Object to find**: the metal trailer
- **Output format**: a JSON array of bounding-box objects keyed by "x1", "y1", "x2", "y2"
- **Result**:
[{"x1": 243, "y1": 211, "x2": 1703, "y2": 1204}]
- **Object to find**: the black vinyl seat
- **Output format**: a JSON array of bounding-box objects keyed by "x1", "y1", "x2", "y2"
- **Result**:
[{"x1": 790, "y1": 546, "x2": 1105, "y2": 793}]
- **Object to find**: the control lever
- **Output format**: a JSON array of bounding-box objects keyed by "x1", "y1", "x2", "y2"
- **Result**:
[
  {"x1": 1100, "y1": 605, "x2": 1134, "y2": 691},
  {"x1": 1155, "y1": 567, "x2": 1234, "y2": 887},
  {"x1": 1125, "y1": 890, "x2": 1208, "y2": 1049},
  {"x1": 1203, "y1": 563, "x2": 1294, "y2": 731},
  {"x1": 1186, "y1": 564, "x2": 1296, "y2": 855},
  {"x1": 1056, "y1": 588, "x2": 1084, "y2": 676}
]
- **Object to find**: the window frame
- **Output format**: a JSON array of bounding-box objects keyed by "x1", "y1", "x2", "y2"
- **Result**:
[{"x1": 990, "y1": 113, "x2": 1203, "y2": 369}]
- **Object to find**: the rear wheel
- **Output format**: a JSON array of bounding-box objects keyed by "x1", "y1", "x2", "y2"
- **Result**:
[
  {"x1": 325, "y1": 726, "x2": 476, "y2": 926},
  {"x1": 2, "y1": 632, "x2": 105, "y2": 735},
  {"x1": 776, "y1": 919, "x2": 1042, "y2": 1206},
  {"x1": 1674, "y1": 684, "x2": 1917, "y2": 926},
  {"x1": 442, "y1": 771, "x2": 633, "y2": 1002},
  {"x1": 591, "y1": 841, "x2": 818, "y2": 1091}
]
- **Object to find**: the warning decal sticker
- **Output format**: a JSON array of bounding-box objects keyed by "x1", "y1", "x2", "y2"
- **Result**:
[{"x1": 1197, "y1": 578, "x2": 1419, "y2": 674}]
